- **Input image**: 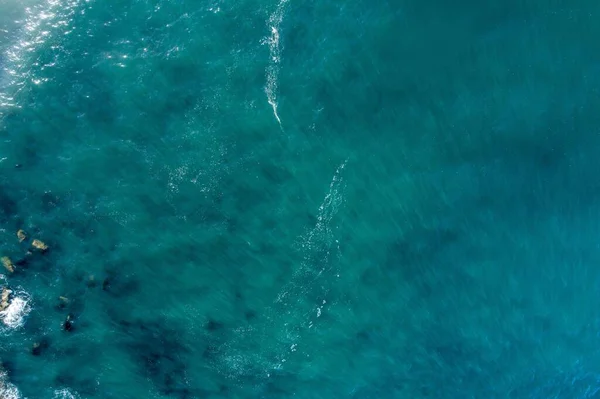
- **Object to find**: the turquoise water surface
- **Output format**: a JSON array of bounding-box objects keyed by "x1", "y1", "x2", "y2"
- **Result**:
[{"x1": 2, "y1": 0, "x2": 600, "y2": 398}]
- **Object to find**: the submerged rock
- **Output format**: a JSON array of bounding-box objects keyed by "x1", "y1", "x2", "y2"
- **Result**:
[
  {"x1": 31, "y1": 337, "x2": 51, "y2": 356},
  {"x1": 57, "y1": 296, "x2": 70, "y2": 310},
  {"x1": 86, "y1": 275, "x2": 97, "y2": 288},
  {"x1": 14, "y1": 256, "x2": 29, "y2": 267},
  {"x1": 63, "y1": 314, "x2": 74, "y2": 332},
  {"x1": 1, "y1": 257, "x2": 14, "y2": 273}
]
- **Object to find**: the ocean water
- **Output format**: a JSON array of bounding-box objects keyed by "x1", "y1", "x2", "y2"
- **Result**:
[{"x1": 1, "y1": 0, "x2": 600, "y2": 397}]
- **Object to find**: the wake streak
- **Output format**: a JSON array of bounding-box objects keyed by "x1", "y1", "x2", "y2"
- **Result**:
[
  {"x1": 216, "y1": 161, "x2": 349, "y2": 383},
  {"x1": 264, "y1": 0, "x2": 289, "y2": 129}
]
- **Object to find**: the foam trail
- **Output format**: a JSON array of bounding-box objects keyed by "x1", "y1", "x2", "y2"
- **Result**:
[
  {"x1": 259, "y1": 160, "x2": 348, "y2": 373},
  {"x1": 264, "y1": 0, "x2": 289, "y2": 129},
  {"x1": 218, "y1": 161, "x2": 348, "y2": 383},
  {"x1": 281, "y1": 160, "x2": 347, "y2": 288},
  {"x1": 273, "y1": 159, "x2": 347, "y2": 332}
]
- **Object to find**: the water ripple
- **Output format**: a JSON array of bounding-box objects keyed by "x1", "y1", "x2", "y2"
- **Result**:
[{"x1": 0, "y1": 0, "x2": 81, "y2": 110}]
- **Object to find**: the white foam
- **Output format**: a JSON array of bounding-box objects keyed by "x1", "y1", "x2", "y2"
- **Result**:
[
  {"x1": 0, "y1": 369, "x2": 22, "y2": 399},
  {"x1": 263, "y1": 0, "x2": 289, "y2": 129},
  {"x1": 53, "y1": 388, "x2": 80, "y2": 399},
  {"x1": 0, "y1": 293, "x2": 31, "y2": 329}
]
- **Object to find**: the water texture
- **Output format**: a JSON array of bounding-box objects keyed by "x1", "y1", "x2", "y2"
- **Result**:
[{"x1": 1, "y1": 0, "x2": 600, "y2": 398}]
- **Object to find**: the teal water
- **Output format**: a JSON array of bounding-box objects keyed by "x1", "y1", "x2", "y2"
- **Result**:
[{"x1": 2, "y1": 0, "x2": 600, "y2": 397}]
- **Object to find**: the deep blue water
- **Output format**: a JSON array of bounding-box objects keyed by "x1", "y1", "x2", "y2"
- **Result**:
[{"x1": 2, "y1": 0, "x2": 600, "y2": 398}]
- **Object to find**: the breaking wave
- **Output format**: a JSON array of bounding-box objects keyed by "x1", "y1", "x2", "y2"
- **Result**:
[{"x1": 0, "y1": 290, "x2": 32, "y2": 330}]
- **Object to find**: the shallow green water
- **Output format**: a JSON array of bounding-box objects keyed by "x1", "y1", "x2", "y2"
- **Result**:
[{"x1": 2, "y1": 0, "x2": 600, "y2": 398}]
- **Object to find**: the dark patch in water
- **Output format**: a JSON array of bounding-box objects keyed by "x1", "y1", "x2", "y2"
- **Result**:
[
  {"x1": 234, "y1": 290, "x2": 243, "y2": 301},
  {"x1": 40, "y1": 191, "x2": 61, "y2": 212},
  {"x1": 22, "y1": 310, "x2": 48, "y2": 335},
  {"x1": 245, "y1": 310, "x2": 257, "y2": 321},
  {"x1": 117, "y1": 318, "x2": 194, "y2": 396},
  {"x1": 86, "y1": 277, "x2": 99, "y2": 288},
  {"x1": 54, "y1": 293, "x2": 85, "y2": 317},
  {"x1": 63, "y1": 314, "x2": 75, "y2": 332},
  {"x1": 101, "y1": 269, "x2": 140, "y2": 297},
  {"x1": 385, "y1": 226, "x2": 461, "y2": 285},
  {"x1": 354, "y1": 326, "x2": 384, "y2": 347},
  {"x1": 82, "y1": 86, "x2": 117, "y2": 126},
  {"x1": 202, "y1": 343, "x2": 219, "y2": 362},
  {"x1": 261, "y1": 163, "x2": 292, "y2": 186},
  {"x1": 226, "y1": 217, "x2": 239, "y2": 234},
  {"x1": 0, "y1": 359, "x2": 16, "y2": 376},
  {"x1": 31, "y1": 336, "x2": 51, "y2": 356},
  {"x1": 219, "y1": 384, "x2": 229, "y2": 394},
  {"x1": 262, "y1": 376, "x2": 295, "y2": 398},
  {"x1": 55, "y1": 299, "x2": 69, "y2": 311},
  {"x1": 14, "y1": 255, "x2": 30, "y2": 267},
  {"x1": 0, "y1": 188, "x2": 17, "y2": 221},
  {"x1": 205, "y1": 319, "x2": 224, "y2": 332}
]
